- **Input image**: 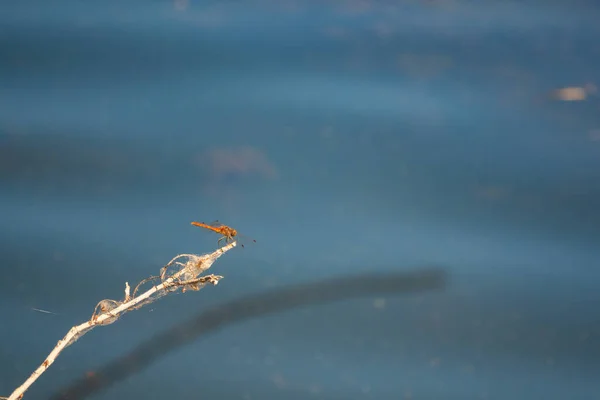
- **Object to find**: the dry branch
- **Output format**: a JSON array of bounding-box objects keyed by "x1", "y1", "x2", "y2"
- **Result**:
[{"x1": 5, "y1": 241, "x2": 237, "y2": 400}]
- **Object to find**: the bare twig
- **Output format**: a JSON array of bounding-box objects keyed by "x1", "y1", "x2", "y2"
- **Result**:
[{"x1": 5, "y1": 241, "x2": 237, "y2": 400}]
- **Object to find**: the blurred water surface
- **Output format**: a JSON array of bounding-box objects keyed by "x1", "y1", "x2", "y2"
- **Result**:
[{"x1": 1, "y1": 1, "x2": 600, "y2": 399}]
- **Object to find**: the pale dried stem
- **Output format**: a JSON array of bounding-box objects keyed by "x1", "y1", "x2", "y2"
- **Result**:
[{"x1": 5, "y1": 241, "x2": 237, "y2": 400}]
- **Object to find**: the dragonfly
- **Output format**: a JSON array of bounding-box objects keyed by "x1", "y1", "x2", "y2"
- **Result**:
[{"x1": 191, "y1": 220, "x2": 256, "y2": 247}]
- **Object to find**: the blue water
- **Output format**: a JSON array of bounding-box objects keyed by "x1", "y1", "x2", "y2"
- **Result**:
[{"x1": 1, "y1": 1, "x2": 600, "y2": 399}]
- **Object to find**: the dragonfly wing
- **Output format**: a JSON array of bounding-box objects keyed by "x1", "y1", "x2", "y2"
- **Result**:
[{"x1": 236, "y1": 232, "x2": 257, "y2": 246}]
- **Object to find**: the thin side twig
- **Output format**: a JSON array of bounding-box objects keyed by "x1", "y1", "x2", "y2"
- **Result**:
[{"x1": 5, "y1": 241, "x2": 237, "y2": 400}]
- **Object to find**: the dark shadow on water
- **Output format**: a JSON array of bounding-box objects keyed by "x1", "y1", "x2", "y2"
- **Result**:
[{"x1": 49, "y1": 268, "x2": 447, "y2": 400}]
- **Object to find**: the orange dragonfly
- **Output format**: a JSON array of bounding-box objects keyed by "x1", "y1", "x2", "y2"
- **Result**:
[{"x1": 191, "y1": 220, "x2": 256, "y2": 247}]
